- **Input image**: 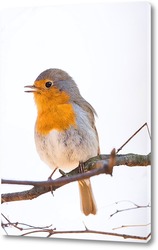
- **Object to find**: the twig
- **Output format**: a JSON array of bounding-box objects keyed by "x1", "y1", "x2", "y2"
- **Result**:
[
  {"x1": 113, "y1": 223, "x2": 151, "y2": 230},
  {"x1": 1, "y1": 213, "x2": 54, "y2": 232},
  {"x1": 116, "y1": 123, "x2": 151, "y2": 154},
  {"x1": 110, "y1": 203, "x2": 150, "y2": 218}
]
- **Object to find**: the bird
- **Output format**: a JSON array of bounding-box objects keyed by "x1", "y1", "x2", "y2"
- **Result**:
[{"x1": 25, "y1": 68, "x2": 100, "y2": 216}]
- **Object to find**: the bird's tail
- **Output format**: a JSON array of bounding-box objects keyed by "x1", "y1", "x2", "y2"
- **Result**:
[{"x1": 78, "y1": 178, "x2": 97, "y2": 216}]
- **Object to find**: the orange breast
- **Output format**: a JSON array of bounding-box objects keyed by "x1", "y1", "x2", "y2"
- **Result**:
[{"x1": 35, "y1": 104, "x2": 77, "y2": 135}]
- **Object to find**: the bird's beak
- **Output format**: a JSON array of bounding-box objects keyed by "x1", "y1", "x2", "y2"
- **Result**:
[{"x1": 24, "y1": 85, "x2": 37, "y2": 93}]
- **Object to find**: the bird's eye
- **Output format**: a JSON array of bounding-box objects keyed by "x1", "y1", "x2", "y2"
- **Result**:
[{"x1": 45, "y1": 81, "x2": 53, "y2": 88}]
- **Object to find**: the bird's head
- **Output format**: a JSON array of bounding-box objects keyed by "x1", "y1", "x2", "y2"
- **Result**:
[{"x1": 25, "y1": 68, "x2": 80, "y2": 112}]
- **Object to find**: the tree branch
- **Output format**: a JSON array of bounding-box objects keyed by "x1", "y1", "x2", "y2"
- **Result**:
[
  {"x1": 1, "y1": 213, "x2": 151, "y2": 241},
  {"x1": 21, "y1": 227, "x2": 151, "y2": 241},
  {"x1": 1, "y1": 151, "x2": 151, "y2": 204}
]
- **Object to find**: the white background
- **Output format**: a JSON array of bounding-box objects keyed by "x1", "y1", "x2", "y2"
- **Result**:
[{"x1": 0, "y1": 0, "x2": 155, "y2": 249}]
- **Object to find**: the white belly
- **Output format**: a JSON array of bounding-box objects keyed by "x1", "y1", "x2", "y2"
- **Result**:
[{"x1": 35, "y1": 125, "x2": 98, "y2": 171}]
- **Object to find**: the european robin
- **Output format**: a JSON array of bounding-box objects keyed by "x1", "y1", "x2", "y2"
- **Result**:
[{"x1": 25, "y1": 68, "x2": 100, "y2": 216}]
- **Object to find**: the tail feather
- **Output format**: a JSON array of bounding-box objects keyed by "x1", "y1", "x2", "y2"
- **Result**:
[{"x1": 78, "y1": 179, "x2": 97, "y2": 216}]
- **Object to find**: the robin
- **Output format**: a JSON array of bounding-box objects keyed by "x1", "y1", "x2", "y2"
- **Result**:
[{"x1": 25, "y1": 68, "x2": 100, "y2": 216}]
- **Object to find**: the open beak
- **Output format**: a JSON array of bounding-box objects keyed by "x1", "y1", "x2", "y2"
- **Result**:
[{"x1": 24, "y1": 85, "x2": 38, "y2": 93}]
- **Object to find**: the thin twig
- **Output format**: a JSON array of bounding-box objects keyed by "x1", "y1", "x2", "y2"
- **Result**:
[
  {"x1": 110, "y1": 204, "x2": 150, "y2": 218},
  {"x1": 1, "y1": 213, "x2": 54, "y2": 232},
  {"x1": 113, "y1": 223, "x2": 151, "y2": 230},
  {"x1": 116, "y1": 123, "x2": 151, "y2": 154}
]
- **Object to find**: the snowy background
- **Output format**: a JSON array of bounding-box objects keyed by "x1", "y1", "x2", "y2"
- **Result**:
[{"x1": 0, "y1": 0, "x2": 151, "y2": 246}]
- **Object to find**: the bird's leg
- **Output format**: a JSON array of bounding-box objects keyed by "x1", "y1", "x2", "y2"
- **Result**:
[
  {"x1": 48, "y1": 167, "x2": 58, "y2": 180},
  {"x1": 48, "y1": 167, "x2": 57, "y2": 196},
  {"x1": 78, "y1": 161, "x2": 85, "y2": 173}
]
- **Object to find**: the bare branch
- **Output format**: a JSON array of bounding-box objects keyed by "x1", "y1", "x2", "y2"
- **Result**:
[
  {"x1": 19, "y1": 227, "x2": 152, "y2": 241},
  {"x1": 1, "y1": 151, "x2": 151, "y2": 204},
  {"x1": 48, "y1": 229, "x2": 151, "y2": 241},
  {"x1": 1, "y1": 185, "x2": 51, "y2": 203},
  {"x1": 1, "y1": 213, "x2": 151, "y2": 241}
]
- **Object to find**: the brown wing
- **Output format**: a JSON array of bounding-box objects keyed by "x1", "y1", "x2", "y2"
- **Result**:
[{"x1": 78, "y1": 98, "x2": 100, "y2": 155}]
